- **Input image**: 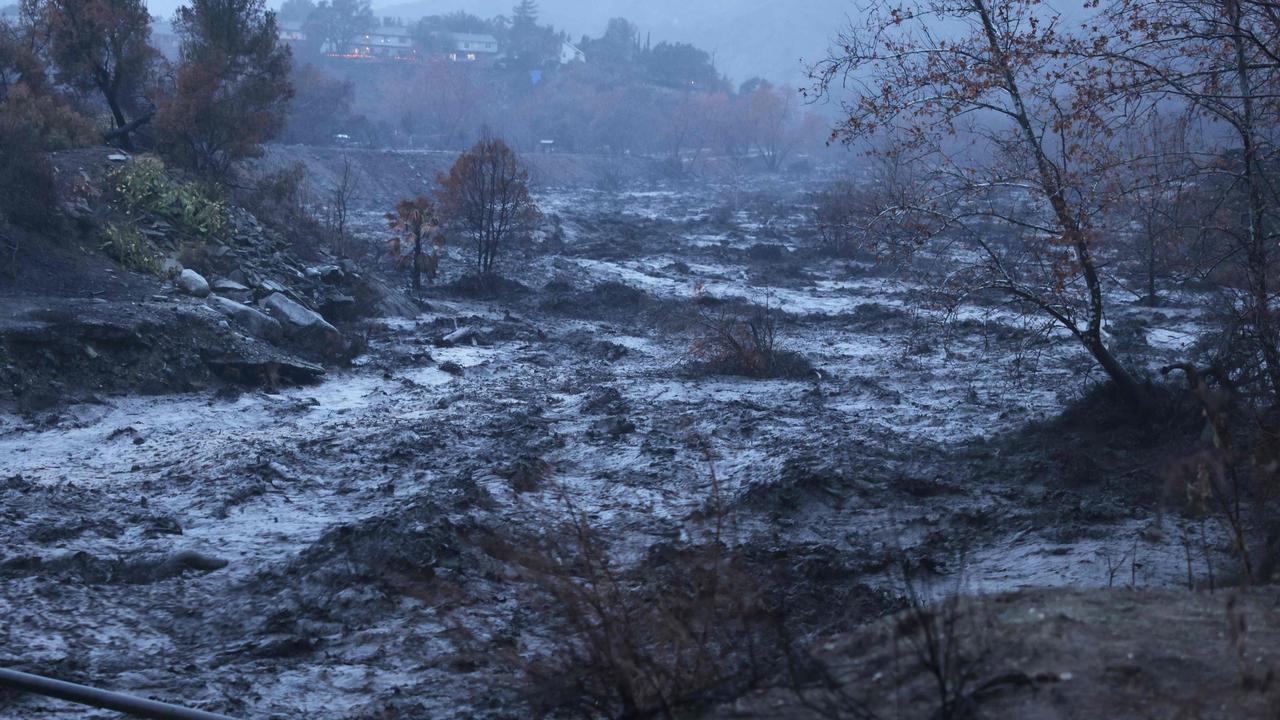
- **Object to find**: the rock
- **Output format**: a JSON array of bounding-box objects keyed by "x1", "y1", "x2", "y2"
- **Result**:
[
  {"x1": 591, "y1": 415, "x2": 636, "y2": 440},
  {"x1": 212, "y1": 278, "x2": 253, "y2": 303},
  {"x1": 262, "y1": 292, "x2": 334, "y2": 331},
  {"x1": 212, "y1": 278, "x2": 250, "y2": 293},
  {"x1": 62, "y1": 198, "x2": 92, "y2": 220},
  {"x1": 177, "y1": 269, "x2": 210, "y2": 298},
  {"x1": 165, "y1": 550, "x2": 228, "y2": 572},
  {"x1": 371, "y1": 284, "x2": 420, "y2": 319},
  {"x1": 305, "y1": 265, "x2": 344, "y2": 282},
  {"x1": 439, "y1": 361, "x2": 464, "y2": 376},
  {"x1": 161, "y1": 258, "x2": 183, "y2": 276},
  {"x1": 442, "y1": 327, "x2": 479, "y2": 346},
  {"x1": 209, "y1": 296, "x2": 283, "y2": 341},
  {"x1": 583, "y1": 386, "x2": 627, "y2": 415},
  {"x1": 261, "y1": 292, "x2": 342, "y2": 355}
]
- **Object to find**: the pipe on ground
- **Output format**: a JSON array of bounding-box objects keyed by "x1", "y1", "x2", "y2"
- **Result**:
[{"x1": 0, "y1": 667, "x2": 237, "y2": 720}]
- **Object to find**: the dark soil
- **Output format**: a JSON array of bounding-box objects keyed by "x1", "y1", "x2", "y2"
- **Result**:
[{"x1": 711, "y1": 586, "x2": 1280, "y2": 720}]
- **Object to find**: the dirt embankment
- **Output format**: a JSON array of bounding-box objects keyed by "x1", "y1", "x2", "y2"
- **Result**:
[
  {"x1": 255, "y1": 145, "x2": 657, "y2": 208},
  {"x1": 254, "y1": 145, "x2": 807, "y2": 208},
  {"x1": 710, "y1": 586, "x2": 1280, "y2": 720},
  {"x1": 0, "y1": 148, "x2": 417, "y2": 413}
]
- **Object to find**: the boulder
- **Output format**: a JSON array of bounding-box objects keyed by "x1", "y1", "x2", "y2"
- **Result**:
[
  {"x1": 590, "y1": 415, "x2": 636, "y2": 440},
  {"x1": 317, "y1": 291, "x2": 358, "y2": 321},
  {"x1": 177, "y1": 269, "x2": 209, "y2": 297},
  {"x1": 305, "y1": 265, "x2": 344, "y2": 282},
  {"x1": 261, "y1": 292, "x2": 342, "y2": 355},
  {"x1": 370, "y1": 280, "x2": 420, "y2": 319},
  {"x1": 212, "y1": 278, "x2": 253, "y2": 303},
  {"x1": 212, "y1": 278, "x2": 249, "y2": 293},
  {"x1": 442, "y1": 326, "x2": 479, "y2": 346},
  {"x1": 209, "y1": 296, "x2": 282, "y2": 341}
]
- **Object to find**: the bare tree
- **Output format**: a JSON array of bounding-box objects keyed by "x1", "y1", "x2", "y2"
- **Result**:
[
  {"x1": 329, "y1": 154, "x2": 359, "y2": 257},
  {"x1": 1096, "y1": 0, "x2": 1280, "y2": 398},
  {"x1": 1112, "y1": 112, "x2": 1208, "y2": 307},
  {"x1": 812, "y1": 0, "x2": 1152, "y2": 406},
  {"x1": 742, "y1": 82, "x2": 819, "y2": 172}
]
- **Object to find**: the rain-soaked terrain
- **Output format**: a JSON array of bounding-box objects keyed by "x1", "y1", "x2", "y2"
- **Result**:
[{"x1": 0, "y1": 177, "x2": 1230, "y2": 717}]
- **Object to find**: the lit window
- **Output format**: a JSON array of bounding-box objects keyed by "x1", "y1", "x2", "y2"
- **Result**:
[
  {"x1": 448, "y1": 52, "x2": 457, "y2": 61},
  {"x1": 467, "y1": 52, "x2": 476, "y2": 61}
]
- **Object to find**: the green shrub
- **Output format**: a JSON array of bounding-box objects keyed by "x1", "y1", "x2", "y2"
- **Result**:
[
  {"x1": 102, "y1": 222, "x2": 162, "y2": 275},
  {"x1": 109, "y1": 156, "x2": 231, "y2": 239}
]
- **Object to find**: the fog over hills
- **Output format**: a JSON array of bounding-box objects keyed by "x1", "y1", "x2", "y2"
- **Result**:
[
  {"x1": 369, "y1": 0, "x2": 852, "y2": 85},
  {"x1": 130, "y1": 0, "x2": 1093, "y2": 86},
  {"x1": 131, "y1": 0, "x2": 851, "y2": 85}
]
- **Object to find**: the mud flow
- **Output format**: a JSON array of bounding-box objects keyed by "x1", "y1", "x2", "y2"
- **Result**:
[{"x1": 0, "y1": 174, "x2": 1255, "y2": 718}]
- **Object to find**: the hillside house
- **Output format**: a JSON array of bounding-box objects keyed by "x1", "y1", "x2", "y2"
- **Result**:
[
  {"x1": 278, "y1": 20, "x2": 306, "y2": 46},
  {"x1": 560, "y1": 41, "x2": 585, "y2": 64},
  {"x1": 347, "y1": 26, "x2": 414, "y2": 59},
  {"x1": 446, "y1": 33, "x2": 499, "y2": 62}
]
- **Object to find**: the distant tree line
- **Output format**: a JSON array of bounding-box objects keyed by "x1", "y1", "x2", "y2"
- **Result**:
[
  {"x1": 275, "y1": 0, "x2": 726, "y2": 88},
  {"x1": 269, "y1": 1, "x2": 825, "y2": 159}
]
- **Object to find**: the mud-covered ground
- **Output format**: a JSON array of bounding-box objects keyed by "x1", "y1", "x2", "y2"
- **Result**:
[{"x1": 0, "y1": 176, "x2": 1237, "y2": 718}]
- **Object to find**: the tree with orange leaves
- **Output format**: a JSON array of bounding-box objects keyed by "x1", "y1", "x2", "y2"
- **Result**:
[
  {"x1": 436, "y1": 135, "x2": 537, "y2": 282},
  {"x1": 153, "y1": 0, "x2": 292, "y2": 178},
  {"x1": 42, "y1": 0, "x2": 157, "y2": 150},
  {"x1": 387, "y1": 195, "x2": 442, "y2": 292}
]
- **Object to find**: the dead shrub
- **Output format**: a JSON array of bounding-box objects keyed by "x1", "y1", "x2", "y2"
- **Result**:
[
  {"x1": 893, "y1": 568, "x2": 985, "y2": 720},
  {"x1": 689, "y1": 289, "x2": 814, "y2": 379},
  {"x1": 516, "y1": 462, "x2": 788, "y2": 718},
  {"x1": 177, "y1": 240, "x2": 217, "y2": 278},
  {"x1": 242, "y1": 163, "x2": 332, "y2": 260},
  {"x1": 812, "y1": 181, "x2": 862, "y2": 257},
  {"x1": 0, "y1": 120, "x2": 59, "y2": 230},
  {"x1": 794, "y1": 557, "x2": 1014, "y2": 720},
  {"x1": 1160, "y1": 363, "x2": 1280, "y2": 585}
]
